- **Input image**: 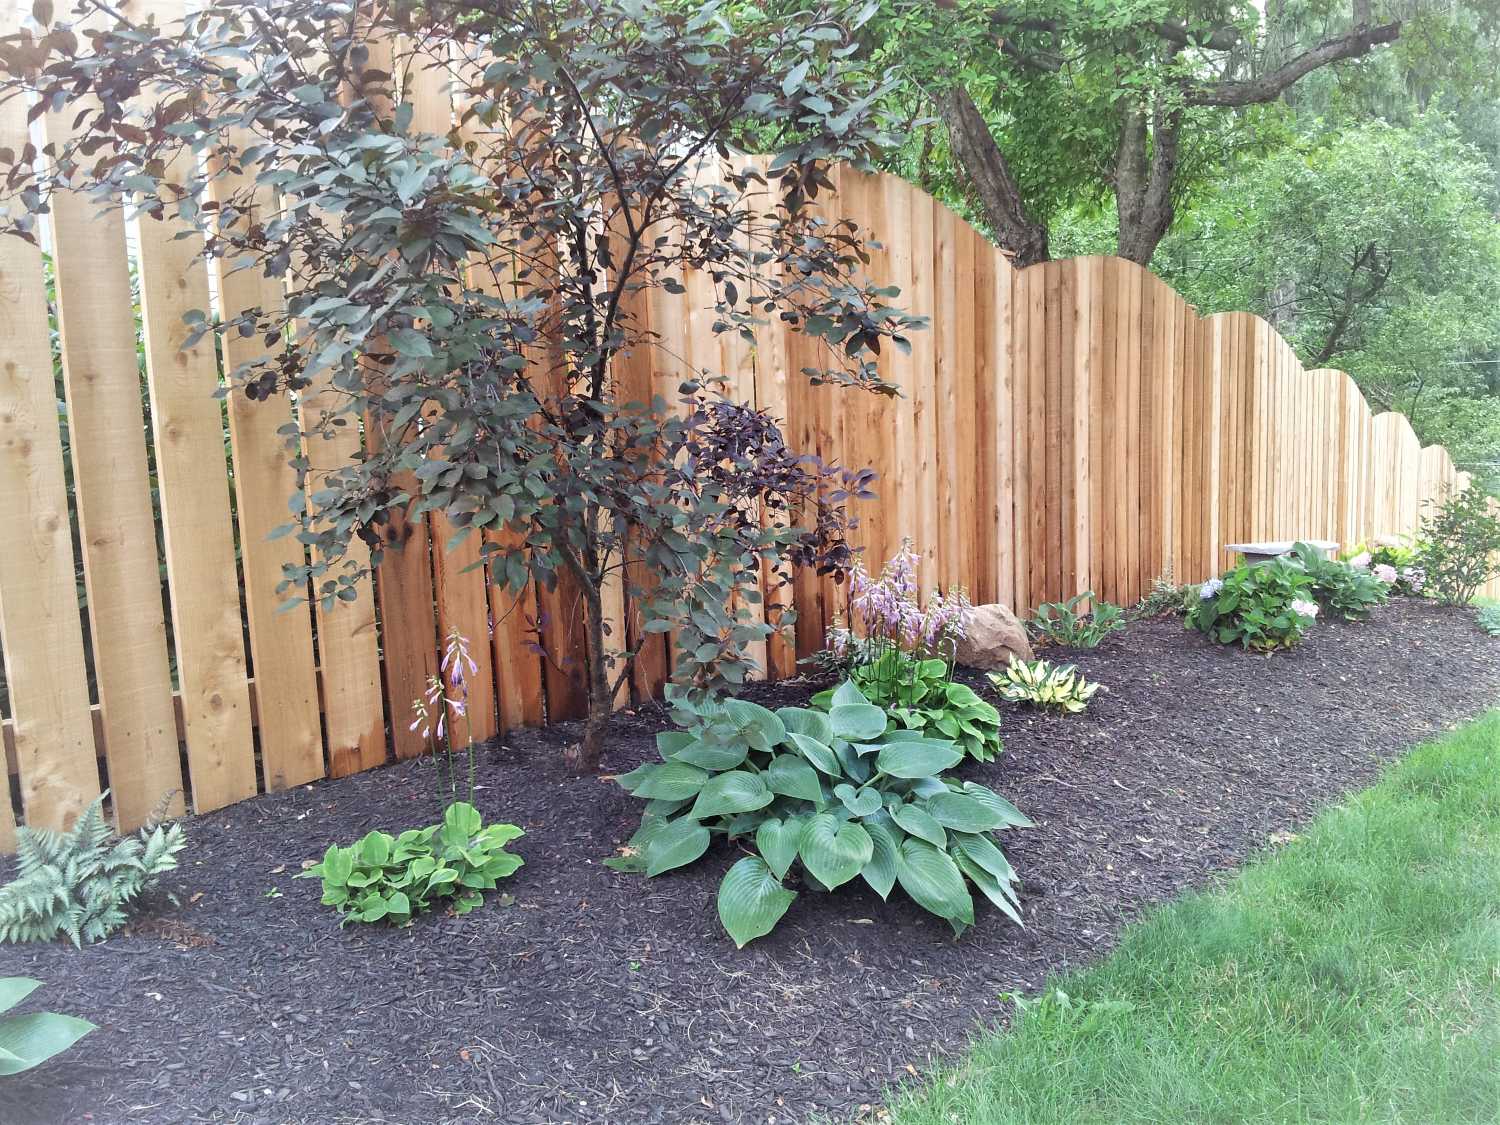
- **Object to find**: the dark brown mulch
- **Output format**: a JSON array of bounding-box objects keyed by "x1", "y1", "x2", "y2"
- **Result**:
[{"x1": 3, "y1": 599, "x2": 1497, "y2": 1125}]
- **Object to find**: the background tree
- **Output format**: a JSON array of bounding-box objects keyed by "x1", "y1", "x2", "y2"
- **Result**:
[{"x1": 0, "y1": 0, "x2": 919, "y2": 771}]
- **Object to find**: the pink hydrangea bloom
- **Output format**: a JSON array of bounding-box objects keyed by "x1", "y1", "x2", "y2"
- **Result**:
[{"x1": 1373, "y1": 563, "x2": 1398, "y2": 584}]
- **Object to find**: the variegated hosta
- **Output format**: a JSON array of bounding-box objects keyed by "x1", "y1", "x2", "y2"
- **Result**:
[
  {"x1": 989, "y1": 657, "x2": 1101, "y2": 714},
  {"x1": 607, "y1": 681, "x2": 1030, "y2": 947}
]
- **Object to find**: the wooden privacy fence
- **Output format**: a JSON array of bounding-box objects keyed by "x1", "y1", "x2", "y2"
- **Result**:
[{"x1": 0, "y1": 26, "x2": 1488, "y2": 850}]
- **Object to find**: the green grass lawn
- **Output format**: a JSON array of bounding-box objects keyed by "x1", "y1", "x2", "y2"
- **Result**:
[{"x1": 886, "y1": 713, "x2": 1500, "y2": 1125}]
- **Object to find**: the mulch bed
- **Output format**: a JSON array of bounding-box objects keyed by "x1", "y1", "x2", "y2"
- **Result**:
[{"x1": 3, "y1": 599, "x2": 1497, "y2": 1125}]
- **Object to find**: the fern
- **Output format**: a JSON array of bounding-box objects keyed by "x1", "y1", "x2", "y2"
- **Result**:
[{"x1": 0, "y1": 792, "x2": 186, "y2": 947}]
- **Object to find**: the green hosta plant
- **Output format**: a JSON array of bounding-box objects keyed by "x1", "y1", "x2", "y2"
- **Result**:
[
  {"x1": 0, "y1": 979, "x2": 93, "y2": 1077},
  {"x1": 812, "y1": 650, "x2": 1002, "y2": 762},
  {"x1": 1477, "y1": 604, "x2": 1500, "y2": 636},
  {"x1": 0, "y1": 792, "x2": 185, "y2": 947},
  {"x1": 989, "y1": 657, "x2": 1100, "y2": 714},
  {"x1": 1185, "y1": 559, "x2": 1318, "y2": 651},
  {"x1": 1290, "y1": 541, "x2": 1389, "y2": 622},
  {"x1": 1029, "y1": 592, "x2": 1125, "y2": 648},
  {"x1": 297, "y1": 803, "x2": 523, "y2": 925},
  {"x1": 608, "y1": 681, "x2": 1030, "y2": 947}
]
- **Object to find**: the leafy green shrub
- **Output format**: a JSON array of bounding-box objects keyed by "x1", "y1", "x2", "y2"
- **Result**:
[
  {"x1": 1185, "y1": 559, "x2": 1319, "y2": 651},
  {"x1": 0, "y1": 979, "x2": 93, "y2": 1077},
  {"x1": 1029, "y1": 592, "x2": 1125, "y2": 647},
  {"x1": 297, "y1": 803, "x2": 524, "y2": 925},
  {"x1": 0, "y1": 793, "x2": 185, "y2": 947},
  {"x1": 608, "y1": 681, "x2": 1029, "y2": 947},
  {"x1": 1129, "y1": 572, "x2": 1193, "y2": 620},
  {"x1": 1343, "y1": 539, "x2": 1426, "y2": 596},
  {"x1": 989, "y1": 657, "x2": 1100, "y2": 713},
  {"x1": 1476, "y1": 605, "x2": 1500, "y2": 636},
  {"x1": 1290, "y1": 541, "x2": 1390, "y2": 621},
  {"x1": 812, "y1": 650, "x2": 1002, "y2": 762},
  {"x1": 1413, "y1": 488, "x2": 1500, "y2": 605}
]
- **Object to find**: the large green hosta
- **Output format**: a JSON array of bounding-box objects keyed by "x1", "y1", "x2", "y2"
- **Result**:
[{"x1": 607, "y1": 681, "x2": 1030, "y2": 947}]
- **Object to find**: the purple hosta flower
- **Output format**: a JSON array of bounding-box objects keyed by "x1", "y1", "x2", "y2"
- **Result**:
[
  {"x1": 1349, "y1": 551, "x2": 1372, "y2": 569},
  {"x1": 1200, "y1": 577, "x2": 1224, "y2": 600},
  {"x1": 919, "y1": 587, "x2": 974, "y2": 652},
  {"x1": 442, "y1": 628, "x2": 479, "y2": 693},
  {"x1": 410, "y1": 695, "x2": 432, "y2": 739},
  {"x1": 1290, "y1": 598, "x2": 1319, "y2": 619},
  {"x1": 1372, "y1": 563, "x2": 1398, "y2": 585}
]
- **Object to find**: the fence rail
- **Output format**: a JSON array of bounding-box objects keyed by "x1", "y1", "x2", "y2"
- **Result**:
[{"x1": 0, "y1": 11, "x2": 1487, "y2": 848}]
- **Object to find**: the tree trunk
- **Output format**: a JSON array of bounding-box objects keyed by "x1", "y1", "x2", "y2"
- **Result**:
[
  {"x1": 1113, "y1": 106, "x2": 1183, "y2": 267},
  {"x1": 936, "y1": 86, "x2": 1049, "y2": 268}
]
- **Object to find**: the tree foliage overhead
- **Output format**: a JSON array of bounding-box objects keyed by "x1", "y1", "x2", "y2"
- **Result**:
[{"x1": 0, "y1": 0, "x2": 922, "y2": 770}]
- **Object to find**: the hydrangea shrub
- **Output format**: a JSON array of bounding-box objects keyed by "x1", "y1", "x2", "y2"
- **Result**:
[{"x1": 1187, "y1": 559, "x2": 1318, "y2": 651}]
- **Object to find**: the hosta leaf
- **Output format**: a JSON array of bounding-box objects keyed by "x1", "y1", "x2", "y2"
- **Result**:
[
  {"x1": 951, "y1": 829, "x2": 1017, "y2": 884},
  {"x1": 0, "y1": 1011, "x2": 95, "y2": 1077},
  {"x1": 621, "y1": 761, "x2": 711, "y2": 801},
  {"x1": 717, "y1": 857, "x2": 797, "y2": 949},
  {"x1": 960, "y1": 782, "x2": 1033, "y2": 828},
  {"x1": 896, "y1": 838, "x2": 974, "y2": 936},
  {"x1": 954, "y1": 851, "x2": 1023, "y2": 926},
  {"x1": 777, "y1": 706, "x2": 833, "y2": 745},
  {"x1": 926, "y1": 791, "x2": 1007, "y2": 833},
  {"x1": 798, "y1": 812, "x2": 874, "y2": 890},
  {"x1": 671, "y1": 737, "x2": 750, "y2": 771},
  {"x1": 789, "y1": 732, "x2": 840, "y2": 776},
  {"x1": 828, "y1": 703, "x2": 888, "y2": 742},
  {"x1": 834, "y1": 783, "x2": 882, "y2": 817},
  {"x1": 690, "y1": 770, "x2": 773, "y2": 820},
  {"x1": 830, "y1": 679, "x2": 870, "y2": 709},
  {"x1": 644, "y1": 817, "x2": 711, "y2": 876},
  {"x1": 892, "y1": 803, "x2": 947, "y2": 848},
  {"x1": 766, "y1": 754, "x2": 824, "y2": 804},
  {"x1": 723, "y1": 699, "x2": 787, "y2": 750},
  {"x1": 861, "y1": 819, "x2": 902, "y2": 900},
  {"x1": 834, "y1": 740, "x2": 874, "y2": 783},
  {"x1": 656, "y1": 730, "x2": 696, "y2": 760},
  {"x1": 756, "y1": 815, "x2": 808, "y2": 880},
  {"x1": 875, "y1": 739, "x2": 963, "y2": 778}
]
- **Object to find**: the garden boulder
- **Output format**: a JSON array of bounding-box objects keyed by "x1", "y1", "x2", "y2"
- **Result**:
[{"x1": 955, "y1": 604, "x2": 1034, "y2": 668}]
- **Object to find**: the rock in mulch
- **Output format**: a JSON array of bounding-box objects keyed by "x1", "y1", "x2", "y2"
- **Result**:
[
  {"x1": 1, "y1": 599, "x2": 1496, "y2": 1125},
  {"x1": 954, "y1": 602, "x2": 1034, "y2": 667}
]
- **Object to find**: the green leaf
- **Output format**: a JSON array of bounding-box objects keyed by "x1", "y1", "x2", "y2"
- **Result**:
[
  {"x1": 951, "y1": 829, "x2": 1017, "y2": 884},
  {"x1": 861, "y1": 820, "x2": 902, "y2": 900},
  {"x1": 717, "y1": 857, "x2": 797, "y2": 948},
  {"x1": 893, "y1": 803, "x2": 947, "y2": 848},
  {"x1": 954, "y1": 851, "x2": 1023, "y2": 926},
  {"x1": 926, "y1": 792, "x2": 1008, "y2": 833},
  {"x1": 619, "y1": 761, "x2": 710, "y2": 801},
  {"x1": 834, "y1": 783, "x2": 882, "y2": 817},
  {"x1": 644, "y1": 817, "x2": 711, "y2": 877},
  {"x1": 756, "y1": 815, "x2": 807, "y2": 880},
  {"x1": 829, "y1": 703, "x2": 889, "y2": 741},
  {"x1": 777, "y1": 706, "x2": 833, "y2": 745},
  {"x1": 960, "y1": 782, "x2": 1033, "y2": 828},
  {"x1": 798, "y1": 813, "x2": 873, "y2": 890},
  {"x1": 723, "y1": 699, "x2": 787, "y2": 750},
  {"x1": 896, "y1": 838, "x2": 974, "y2": 936},
  {"x1": 317, "y1": 844, "x2": 354, "y2": 887},
  {"x1": 355, "y1": 830, "x2": 392, "y2": 867},
  {"x1": 671, "y1": 737, "x2": 750, "y2": 771},
  {"x1": 0, "y1": 980, "x2": 39, "y2": 1017},
  {"x1": 690, "y1": 770, "x2": 774, "y2": 820},
  {"x1": 656, "y1": 730, "x2": 696, "y2": 760},
  {"x1": 444, "y1": 802, "x2": 483, "y2": 838},
  {"x1": 765, "y1": 754, "x2": 824, "y2": 804},
  {"x1": 875, "y1": 739, "x2": 964, "y2": 778},
  {"x1": 0, "y1": 1010, "x2": 95, "y2": 1077},
  {"x1": 788, "y1": 732, "x2": 840, "y2": 775},
  {"x1": 830, "y1": 679, "x2": 870, "y2": 709}
]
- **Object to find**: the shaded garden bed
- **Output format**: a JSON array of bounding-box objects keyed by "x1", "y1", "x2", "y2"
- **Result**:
[{"x1": 3, "y1": 598, "x2": 1497, "y2": 1125}]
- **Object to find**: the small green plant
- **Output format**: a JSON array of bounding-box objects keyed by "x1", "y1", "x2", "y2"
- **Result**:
[
  {"x1": 1476, "y1": 605, "x2": 1500, "y2": 636},
  {"x1": 608, "y1": 680, "x2": 1030, "y2": 947},
  {"x1": 989, "y1": 657, "x2": 1100, "y2": 714},
  {"x1": 1002, "y1": 987, "x2": 1136, "y2": 1037},
  {"x1": 1185, "y1": 559, "x2": 1318, "y2": 651},
  {"x1": 296, "y1": 802, "x2": 524, "y2": 925},
  {"x1": 813, "y1": 650, "x2": 1002, "y2": 762},
  {"x1": 1413, "y1": 487, "x2": 1500, "y2": 605},
  {"x1": 0, "y1": 792, "x2": 186, "y2": 947},
  {"x1": 1129, "y1": 571, "x2": 1192, "y2": 620},
  {"x1": 0, "y1": 979, "x2": 94, "y2": 1077},
  {"x1": 1029, "y1": 593, "x2": 1125, "y2": 648},
  {"x1": 1290, "y1": 541, "x2": 1389, "y2": 621}
]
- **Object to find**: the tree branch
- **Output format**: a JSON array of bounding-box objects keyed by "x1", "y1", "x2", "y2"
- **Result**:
[
  {"x1": 1185, "y1": 19, "x2": 1401, "y2": 106},
  {"x1": 935, "y1": 85, "x2": 1048, "y2": 267}
]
